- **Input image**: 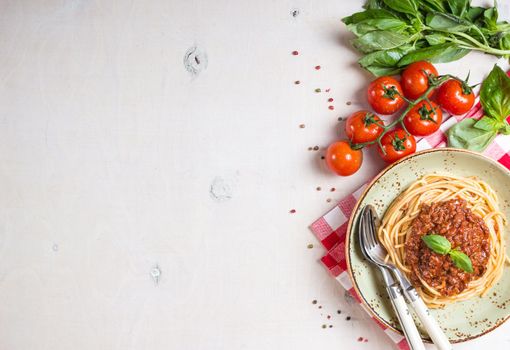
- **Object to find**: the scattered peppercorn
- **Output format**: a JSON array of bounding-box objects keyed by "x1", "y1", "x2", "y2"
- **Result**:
[
  {"x1": 315, "y1": 65, "x2": 321, "y2": 70},
  {"x1": 328, "y1": 98, "x2": 334, "y2": 102},
  {"x1": 346, "y1": 316, "x2": 351, "y2": 321},
  {"x1": 328, "y1": 105, "x2": 334, "y2": 110},
  {"x1": 315, "y1": 88, "x2": 321, "y2": 93},
  {"x1": 316, "y1": 186, "x2": 321, "y2": 191},
  {"x1": 325, "y1": 88, "x2": 331, "y2": 92},
  {"x1": 364, "y1": 339, "x2": 368, "y2": 343},
  {"x1": 308, "y1": 147, "x2": 313, "y2": 151},
  {"x1": 294, "y1": 80, "x2": 301, "y2": 85},
  {"x1": 326, "y1": 198, "x2": 332, "y2": 203},
  {"x1": 322, "y1": 324, "x2": 327, "y2": 329},
  {"x1": 289, "y1": 209, "x2": 296, "y2": 214},
  {"x1": 346, "y1": 101, "x2": 352, "y2": 105},
  {"x1": 318, "y1": 305, "x2": 322, "y2": 309},
  {"x1": 321, "y1": 156, "x2": 325, "y2": 160},
  {"x1": 337, "y1": 310, "x2": 342, "y2": 314},
  {"x1": 292, "y1": 51, "x2": 299, "y2": 55},
  {"x1": 338, "y1": 117, "x2": 344, "y2": 121},
  {"x1": 312, "y1": 300, "x2": 317, "y2": 304},
  {"x1": 329, "y1": 325, "x2": 333, "y2": 328},
  {"x1": 327, "y1": 315, "x2": 331, "y2": 319},
  {"x1": 313, "y1": 146, "x2": 319, "y2": 151},
  {"x1": 299, "y1": 124, "x2": 305, "y2": 128},
  {"x1": 358, "y1": 337, "x2": 363, "y2": 342},
  {"x1": 307, "y1": 244, "x2": 313, "y2": 249}
]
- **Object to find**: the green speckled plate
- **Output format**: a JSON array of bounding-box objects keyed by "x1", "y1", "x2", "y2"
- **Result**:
[{"x1": 346, "y1": 148, "x2": 510, "y2": 343}]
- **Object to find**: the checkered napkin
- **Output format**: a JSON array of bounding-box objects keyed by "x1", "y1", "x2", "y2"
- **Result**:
[{"x1": 309, "y1": 72, "x2": 510, "y2": 350}]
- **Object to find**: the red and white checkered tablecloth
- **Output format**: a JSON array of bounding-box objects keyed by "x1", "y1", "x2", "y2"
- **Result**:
[{"x1": 309, "y1": 72, "x2": 510, "y2": 350}]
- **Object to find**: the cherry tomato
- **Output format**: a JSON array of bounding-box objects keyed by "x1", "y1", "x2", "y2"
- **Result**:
[
  {"x1": 367, "y1": 76, "x2": 405, "y2": 115},
  {"x1": 401, "y1": 61, "x2": 438, "y2": 100},
  {"x1": 326, "y1": 141, "x2": 363, "y2": 176},
  {"x1": 403, "y1": 100, "x2": 443, "y2": 136},
  {"x1": 378, "y1": 129, "x2": 416, "y2": 163},
  {"x1": 345, "y1": 110, "x2": 384, "y2": 144},
  {"x1": 436, "y1": 79, "x2": 475, "y2": 115}
]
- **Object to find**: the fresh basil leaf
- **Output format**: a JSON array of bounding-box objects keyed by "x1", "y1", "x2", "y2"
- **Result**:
[
  {"x1": 397, "y1": 43, "x2": 469, "y2": 66},
  {"x1": 448, "y1": 0, "x2": 469, "y2": 18},
  {"x1": 364, "y1": 0, "x2": 384, "y2": 10},
  {"x1": 382, "y1": 0, "x2": 418, "y2": 16},
  {"x1": 480, "y1": 65, "x2": 510, "y2": 121},
  {"x1": 420, "y1": 0, "x2": 447, "y2": 13},
  {"x1": 359, "y1": 47, "x2": 409, "y2": 76},
  {"x1": 447, "y1": 118, "x2": 498, "y2": 152},
  {"x1": 474, "y1": 116, "x2": 504, "y2": 131},
  {"x1": 483, "y1": 7, "x2": 498, "y2": 30},
  {"x1": 466, "y1": 6, "x2": 485, "y2": 22},
  {"x1": 421, "y1": 234, "x2": 451, "y2": 255},
  {"x1": 348, "y1": 18, "x2": 408, "y2": 36},
  {"x1": 500, "y1": 33, "x2": 510, "y2": 52},
  {"x1": 342, "y1": 9, "x2": 397, "y2": 25},
  {"x1": 352, "y1": 30, "x2": 411, "y2": 53},
  {"x1": 426, "y1": 11, "x2": 472, "y2": 32},
  {"x1": 449, "y1": 250, "x2": 473, "y2": 273},
  {"x1": 425, "y1": 34, "x2": 447, "y2": 45}
]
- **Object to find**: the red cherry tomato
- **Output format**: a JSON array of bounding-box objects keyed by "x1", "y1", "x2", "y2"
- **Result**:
[
  {"x1": 436, "y1": 79, "x2": 475, "y2": 115},
  {"x1": 378, "y1": 129, "x2": 416, "y2": 163},
  {"x1": 367, "y1": 76, "x2": 405, "y2": 115},
  {"x1": 401, "y1": 61, "x2": 439, "y2": 100},
  {"x1": 326, "y1": 141, "x2": 363, "y2": 176},
  {"x1": 345, "y1": 110, "x2": 384, "y2": 144},
  {"x1": 403, "y1": 100, "x2": 443, "y2": 136}
]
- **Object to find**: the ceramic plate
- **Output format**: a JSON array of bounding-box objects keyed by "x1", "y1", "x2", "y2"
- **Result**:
[{"x1": 346, "y1": 148, "x2": 510, "y2": 343}]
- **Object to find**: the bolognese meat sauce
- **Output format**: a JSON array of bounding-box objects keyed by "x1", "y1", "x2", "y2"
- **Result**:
[{"x1": 405, "y1": 199, "x2": 490, "y2": 296}]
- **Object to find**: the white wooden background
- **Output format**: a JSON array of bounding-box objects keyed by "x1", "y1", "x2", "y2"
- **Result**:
[{"x1": 0, "y1": 0, "x2": 509, "y2": 349}]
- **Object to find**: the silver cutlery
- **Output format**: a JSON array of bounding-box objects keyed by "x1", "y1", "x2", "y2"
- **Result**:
[{"x1": 360, "y1": 205, "x2": 452, "y2": 350}]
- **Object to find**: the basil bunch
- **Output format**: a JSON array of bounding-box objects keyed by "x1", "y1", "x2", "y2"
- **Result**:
[
  {"x1": 447, "y1": 65, "x2": 510, "y2": 151},
  {"x1": 421, "y1": 234, "x2": 473, "y2": 273},
  {"x1": 343, "y1": 0, "x2": 510, "y2": 76}
]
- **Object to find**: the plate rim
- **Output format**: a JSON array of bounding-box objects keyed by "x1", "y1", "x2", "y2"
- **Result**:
[{"x1": 344, "y1": 147, "x2": 510, "y2": 343}]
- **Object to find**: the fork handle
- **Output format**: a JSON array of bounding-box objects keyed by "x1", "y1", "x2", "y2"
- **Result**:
[
  {"x1": 410, "y1": 297, "x2": 452, "y2": 350},
  {"x1": 387, "y1": 285, "x2": 425, "y2": 350}
]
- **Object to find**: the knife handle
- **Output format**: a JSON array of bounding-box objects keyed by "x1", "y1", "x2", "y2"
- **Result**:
[
  {"x1": 410, "y1": 296, "x2": 452, "y2": 350},
  {"x1": 387, "y1": 284, "x2": 426, "y2": 350}
]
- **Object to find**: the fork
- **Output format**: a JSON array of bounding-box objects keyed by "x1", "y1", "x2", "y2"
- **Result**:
[{"x1": 362, "y1": 205, "x2": 452, "y2": 350}]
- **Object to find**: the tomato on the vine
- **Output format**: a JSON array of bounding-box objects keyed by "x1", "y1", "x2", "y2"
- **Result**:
[
  {"x1": 345, "y1": 110, "x2": 384, "y2": 144},
  {"x1": 367, "y1": 76, "x2": 405, "y2": 115},
  {"x1": 401, "y1": 61, "x2": 438, "y2": 100},
  {"x1": 326, "y1": 141, "x2": 363, "y2": 176},
  {"x1": 378, "y1": 129, "x2": 416, "y2": 163},
  {"x1": 403, "y1": 100, "x2": 443, "y2": 136},
  {"x1": 436, "y1": 79, "x2": 474, "y2": 115}
]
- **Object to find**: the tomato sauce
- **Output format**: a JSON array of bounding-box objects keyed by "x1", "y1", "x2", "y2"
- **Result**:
[{"x1": 405, "y1": 199, "x2": 490, "y2": 296}]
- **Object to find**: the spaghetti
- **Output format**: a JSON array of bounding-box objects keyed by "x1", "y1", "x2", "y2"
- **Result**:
[{"x1": 379, "y1": 174, "x2": 508, "y2": 308}]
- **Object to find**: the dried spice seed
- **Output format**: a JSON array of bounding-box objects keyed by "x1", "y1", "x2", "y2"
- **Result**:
[
  {"x1": 315, "y1": 88, "x2": 321, "y2": 93},
  {"x1": 289, "y1": 209, "x2": 296, "y2": 214},
  {"x1": 358, "y1": 337, "x2": 363, "y2": 342},
  {"x1": 325, "y1": 88, "x2": 331, "y2": 92},
  {"x1": 322, "y1": 324, "x2": 327, "y2": 329},
  {"x1": 318, "y1": 305, "x2": 322, "y2": 309},
  {"x1": 292, "y1": 51, "x2": 299, "y2": 56},
  {"x1": 327, "y1": 315, "x2": 331, "y2": 319},
  {"x1": 346, "y1": 316, "x2": 351, "y2": 321},
  {"x1": 328, "y1": 105, "x2": 334, "y2": 110},
  {"x1": 364, "y1": 339, "x2": 368, "y2": 343},
  {"x1": 294, "y1": 80, "x2": 301, "y2": 85},
  {"x1": 329, "y1": 325, "x2": 333, "y2": 328},
  {"x1": 313, "y1": 146, "x2": 319, "y2": 151},
  {"x1": 321, "y1": 156, "x2": 325, "y2": 160},
  {"x1": 312, "y1": 300, "x2": 317, "y2": 304},
  {"x1": 346, "y1": 101, "x2": 352, "y2": 105},
  {"x1": 308, "y1": 147, "x2": 313, "y2": 151},
  {"x1": 328, "y1": 98, "x2": 334, "y2": 102},
  {"x1": 315, "y1": 65, "x2": 321, "y2": 70},
  {"x1": 326, "y1": 198, "x2": 332, "y2": 203},
  {"x1": 307, "y1": 244, "x2": 313, "y2": 249},
  {"x1": 330, "y1": 187, "x2": 336, "y2": 192},
  {"x1": 316, "y1": 186, "x2": 321, "y2": 191},
  {"x1": 337, "y1": 310, "x2": 342, "y2": 314},
  {"x1": 338, "y1": 117, "x2": 344, "y2": 121},
  {"x1": 299, "y1": 124, "x2": 305, "y2": 128}
]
